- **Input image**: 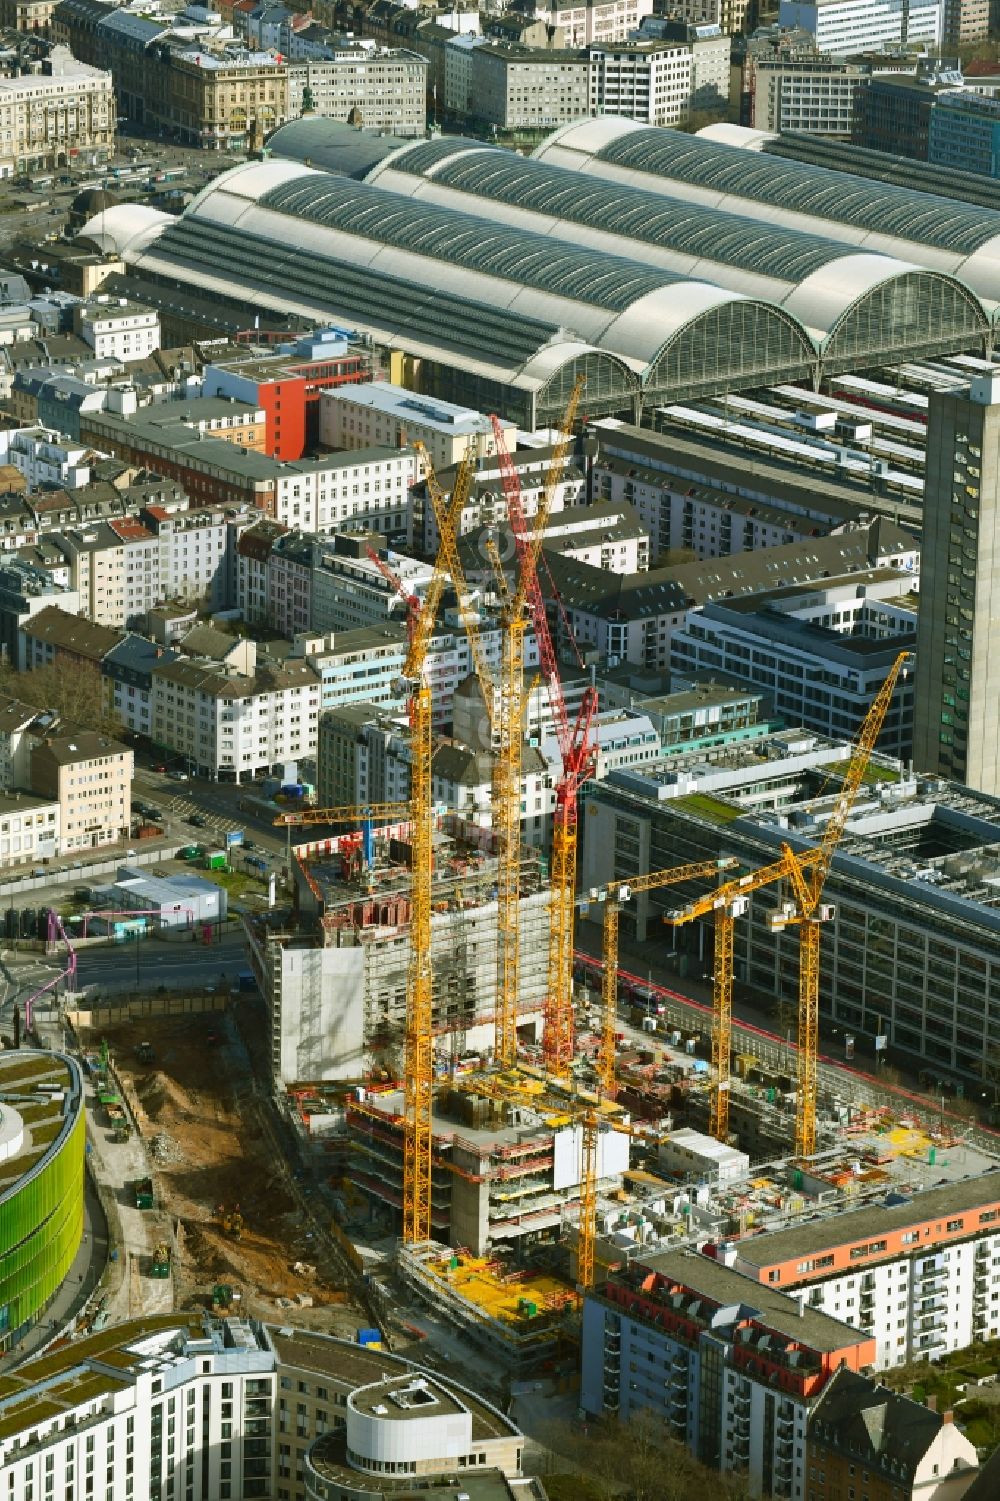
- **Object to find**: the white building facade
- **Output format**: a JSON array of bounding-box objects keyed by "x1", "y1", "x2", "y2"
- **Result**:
[
  {"x1": 588, "y1": 36, "x2": 730, "y2": 127},
  {"x1": 778, "y1": 0, "x2": 941, "y2": 53},
  {"x1": 150, "y1": 648, "x2": 320, "y2": 780},
  {"x1": 75, "y1": 296, "x2": 160, "y2": 361},
  {"x1": 533, "y1": 0, "x2": 657, "y2": 46}
]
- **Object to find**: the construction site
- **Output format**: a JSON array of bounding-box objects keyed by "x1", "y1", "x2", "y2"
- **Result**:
[
  {"x1": 230, "y1": 391, "x2": 1000, "y2": 1375},
  {"x1": 77, "y1": 1011, "x2": 365, "y2": 1338}
]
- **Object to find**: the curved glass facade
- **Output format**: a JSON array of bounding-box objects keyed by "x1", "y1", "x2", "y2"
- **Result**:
[
  {"x1": 0, "y1": 1065, "x2": 85, "y2": 1348},
  {"x1": 645, "y1": 301, "x2": 815, "y2": 402},
  {"x1": 823, "y1": 272, "x2": 988, "y2": 369}
]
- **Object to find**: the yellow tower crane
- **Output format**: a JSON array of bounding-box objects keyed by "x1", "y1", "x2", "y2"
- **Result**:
[
  {"x1": 490, "y1": 377, "x2": 588, "y2": 1078},
  {"x1": 573, "y1": 856, "x2": 738, "y2": 1294},
  {"x1": 323, "y1": 477, "x2": 465, "y2": 1246},
  {"x1": 595, "y1": 857, "x2": 739, "y2": 1100},
  {"x1": 665, "y1": 850, "x2": 820, "y2": 1142},
  {"x1": 664, "y1": 649, "x2": 910, "y2": 1155},
  {"x1": 771, "y1": 649, "x2": 911, "y2": 1158},
  {"x1": 411, "y1": 443, "x2": 518, "y2": 1064}
]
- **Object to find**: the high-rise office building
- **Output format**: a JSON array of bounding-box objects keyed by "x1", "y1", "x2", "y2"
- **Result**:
[{"x1": 914, "y1": 371, "x2": 1000, "y2": 793}]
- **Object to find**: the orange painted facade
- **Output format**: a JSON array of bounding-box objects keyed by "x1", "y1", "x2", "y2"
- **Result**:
[{"x1": 739, "y1": 1198, "x2": 1000, "y2": 1288}]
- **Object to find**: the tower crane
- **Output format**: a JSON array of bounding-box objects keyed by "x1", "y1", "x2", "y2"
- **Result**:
[
  {"x1": 376, "y1": 480, "x2": 468, "y2": 1246},
  {"x1": 411, "y1": 443, "x2": 521, "y2": 1065},
  {"x1": 572, "y1": 856, "x2": 738, "y2": 1294},
  {"x1": 595, "y1": 858, "x2": 739, "y2": 1101},
  {"x1": 665, "y1": 850, "x2": 820, "y2": 1143},
  {"x1": 490, "y1": 377, "x2": 592, "y2": 1078},
  {"x1": 771, "y1": 649, "x2": 911, "y2": 1158},
  {"x1": 664, "y1": 649, "x2": 910, "y2": 1154}
]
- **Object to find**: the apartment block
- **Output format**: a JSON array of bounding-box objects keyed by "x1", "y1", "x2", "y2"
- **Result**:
[
  {"x1": 0, "y1": 789, "x2": 59, "y2": 865},
  {"x1": 0, "y1": 1316, "x2": 531, "y2": 1501},
  {"x1": 941, "y1": 0, "x2": 990, "y2": 48},
  {"x1": 749, "y1": 55, "x2": 872, "y2": 136},
  {"x1": 0, "y1": 44, "x2": 112, "y2": 179},
  {"x1": 0, "y1": 558, "x2": 80, "y2": 665},
  {"x1": 285, "y1": 47, "x2": 428, "y2": 137},
  {"x1": 202, "y1": 328, "x2": 372, "y2": 460},
  {"x1": 150, "y1": 644, "x2": 319, "y2": 781},
  {"x1": 79, "y1": 405, "x2": 416, "y2": 528},
  {"x1": 543, "y1": 520, "x2": 915, "y2": 671},
  {"x1": 470, "y1": 46, "x2": 591, "y2": 131},
  {"x1": 581, "y1": 1248, "x2": 876, "y2": 1500},
  {"x1": 422, "y1": 444, "x2": 585, "y2": 556},
  {"x1": 18, "y1": 602, "x2": 123, "y2": 672},
  {"x1": 30, "y1": 726, "x2": 131, "y2": 853},
  {"x1": 807, "y1": 1366, "x2": 979, "y2": 1501},
  {"x1": 317, "y1": 702, "x2": 409, "y2": 809},
  {"x1": 588, "y1": 33, "x2": 729, "y2": 127},
  {"x1": 660, "y1": 0, "x2": 750, "y2": 33},
  {"x1": 303, "y1": 618, "x2": 517, "y2": 729},
  {"x1": 74, "y1": 294, "x2": 160, "y2": 360},
  {"x1": 530, "y1": 0, "x2": 656, "y2": 47},
  {"x1": 7, "y1": 425, "x2": 93, "y2": 490},
  {"x1": 734, "y1": 1172, "x2": 1000, "y2": 1371}
]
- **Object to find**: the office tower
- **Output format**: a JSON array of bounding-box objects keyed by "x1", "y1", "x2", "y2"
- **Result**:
[{"x1": 914, "y1": 371, "x2": 1000, "y2": 792}]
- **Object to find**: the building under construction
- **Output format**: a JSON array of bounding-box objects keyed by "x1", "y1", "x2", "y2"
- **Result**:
[
  {"x1": 242, "y1": 814, "x2": 551, "y2": 1086},
  {"x1": 348, "y1": 1068, "x2": 632, "y2": 1254}
]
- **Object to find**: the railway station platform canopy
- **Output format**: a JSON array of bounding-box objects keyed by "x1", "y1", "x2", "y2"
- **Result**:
[
  {"x1": 533, "y1": 116, "x2": 1000, "y2": 320},
  {"x1": 84, "y1": 138, "x2": 989, "y2": 425},
  {"x1": 364, "y1": 132, "x2": 987, "y2": 369}
]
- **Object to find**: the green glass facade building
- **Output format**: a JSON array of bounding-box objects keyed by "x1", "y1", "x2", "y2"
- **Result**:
[{"x1": 0, "y1": 1053, "x2": 85, "y2": 1349}]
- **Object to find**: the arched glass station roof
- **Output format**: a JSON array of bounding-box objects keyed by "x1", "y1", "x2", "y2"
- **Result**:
[
  {"x1": 367, "y1": 133, "x2": 988, "y2": 362},
  {"x1": 533, "y1": 117, "x2": 1000, "y2": 309},
  {"x1": 183, "y1": 160, "x2": 819, "y2": 399}
]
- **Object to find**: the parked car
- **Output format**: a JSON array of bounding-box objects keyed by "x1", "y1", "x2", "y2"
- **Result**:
[
  {"x1": 145, "y1": 807, "x2": 164, "y2": 821},
  {"x1": 187, "y1": 813, "x2": 207, "y2": 828},
  {"x1": 167, "y1": 769, "x2": 188, "y2": 781}
]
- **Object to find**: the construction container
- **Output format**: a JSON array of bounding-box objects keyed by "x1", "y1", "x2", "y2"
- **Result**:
[
  {"x1": 151, "y1": 1244, "x2": 170, "y2": 1278},
  {"x1": 356, "y1": 1327, "x2": 382, "y2": 1347},
  {"x1": 203, "y1": 852, "x2": 228, "y2": 871},
  {"x1": 134, "y1": 1177, "x2": 154, "y2": 1210}
]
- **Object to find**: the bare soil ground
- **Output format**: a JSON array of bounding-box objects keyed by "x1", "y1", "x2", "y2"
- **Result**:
[{"x1": 79, "y1": 1011, "x2": 363, "y2": 1334}]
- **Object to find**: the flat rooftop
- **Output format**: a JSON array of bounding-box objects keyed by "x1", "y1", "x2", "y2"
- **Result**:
[
  {"x1": 636, "y1": 1247, "x2": 869, "y2": 1353},
  {"x1": 267, "y1": 1328, "x2": 515, "y2": 1442},
  {"x1": 352, "y1": 1374, "x2": 464, "y2": 1421},
  {"x1": 734, "y1": 1169, "x2": 1000, "y2": 1272},
  {"x1": 324, "y1": 380, "x2": 501, "y2": 436}
]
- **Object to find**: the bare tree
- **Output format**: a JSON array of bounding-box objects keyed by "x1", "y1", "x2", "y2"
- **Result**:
[{"x1": 0, "y1": 657, "x2": 123, "y2": 737}]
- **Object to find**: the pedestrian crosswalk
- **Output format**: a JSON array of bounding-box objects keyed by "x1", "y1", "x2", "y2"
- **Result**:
[{"x1": 166, "y1": 797, "x2": 244, "y2": 836}]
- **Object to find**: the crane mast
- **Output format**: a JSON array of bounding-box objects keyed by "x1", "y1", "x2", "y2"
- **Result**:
[
  {"x1": 775, "y1": 649, "x2": 911, "y2": 1158},
  {"x1": 575, "y1": 856, "x2": 737, "y2": 1294},
  {"x1": 396, "y1": 476, "x2": 468, "y2": 1246},
  {"x1": 494, "y1": 378, "x2": 590, "y2": 1079}
]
